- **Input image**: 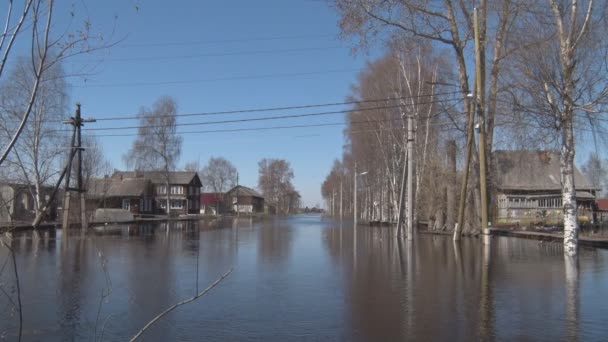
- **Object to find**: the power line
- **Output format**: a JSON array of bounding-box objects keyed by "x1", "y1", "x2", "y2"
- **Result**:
[
  {"x1": 73, "y1": 68, "x2": 363, "y2": 88},
  {"x1": 73, "y1": 46, "x2": 344, "y2": 63},
  {"x1": 88, "y1": 117, "x2": 404, "y2": 137},
  {"x1": 0, "y1": 91, "x2": 466, "y2": 125},
  {"x1": 117, "y1": 33, "x2": 336, "y2": 48},
  {"x1": 81, "y1": 98, "x2": 460, "y2": 132},
  {"x1": 90, "y1": 118, "x2": 459, "y2": 139},
  {"x1": 91, "y1": 91, "x2": 463, "y2": 122}
]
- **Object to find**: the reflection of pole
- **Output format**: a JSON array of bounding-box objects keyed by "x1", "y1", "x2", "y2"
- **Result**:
[
  {"x1": 564, "y1": 255, "x2": 579, "y2": 341},
  {"x1": 406, "y1": 114, "x2": 415, "y2": 240},
  {"x1": 340, "y1": 180, "x2": 343, "y2": 220},
  {"x1": 354, "y1": 162, "x2": 358, "y2": 227},
  {"x1": 478, "y1": 234, "x2": 492, "y2": 340}
]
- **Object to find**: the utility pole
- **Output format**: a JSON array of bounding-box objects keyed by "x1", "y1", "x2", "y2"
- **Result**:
[
  {"x1": 474, "y1": 6, "x2": 489, "y2": 236},
  {"x1": 62, "y1": 103, "x2": 95, "y2": 231},
  {"x1": 406, "y1": 114, "x2": 415, "y2": 240},
  {"x1": 236, "y1": 172, "x2": 240, "y2": 217},
  {"x1": 454, "y1": 93, "x2": 475, "y2": 240},
  {"x1": 354, "y1": 162, "x2": 358, "y2": 227}
]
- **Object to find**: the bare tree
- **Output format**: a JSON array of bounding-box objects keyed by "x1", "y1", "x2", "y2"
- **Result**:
[
  {"x1": 0, "y1": 58, "x2": 67, "y2": 218},
  {"x1": 506, "y1": 0, "x2": 607, "y2": 254},
  {"x1": 0, "y1": 0, "x2": 115, "y2": 167},
  {"x1": 258, "y1": 158, "x2": 298, "y2": 214},
  {"x1": 123, "y1": 96, "x2": 182, "y2": 215},
  {"x1": 332, "y1": 0, "x2": 531, "y2": 233},
  {"x1": 201, "y1": 157, "x2": 237, "y2": 193},
  {"x1": 582, "y1": 153, "x2": 607, "y2": 197}
]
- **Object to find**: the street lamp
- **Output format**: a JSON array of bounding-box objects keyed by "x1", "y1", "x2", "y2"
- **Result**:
[{"x1": 353, "y1": 161, "x2": 368, "y2": 227}]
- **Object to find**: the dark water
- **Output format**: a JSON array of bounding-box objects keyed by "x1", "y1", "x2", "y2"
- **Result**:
[{"x1": 1, "y1": 215, "x2": 608, "y2": 341}]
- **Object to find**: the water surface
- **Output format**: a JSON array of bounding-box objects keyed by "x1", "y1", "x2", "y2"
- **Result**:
[{"x1": 1, "y1": 214, "x2": 607, "y2": 341}]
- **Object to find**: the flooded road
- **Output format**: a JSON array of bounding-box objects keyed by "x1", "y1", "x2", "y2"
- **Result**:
[{"x1": 1, "y1": 214, "x2": 608, "y2": 341}]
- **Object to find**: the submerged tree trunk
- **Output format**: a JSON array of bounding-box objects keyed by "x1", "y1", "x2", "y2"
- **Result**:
[{"x1": 561, "y1": 115, "x2": 578, "y2": 254}]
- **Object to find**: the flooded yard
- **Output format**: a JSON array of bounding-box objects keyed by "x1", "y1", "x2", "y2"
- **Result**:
[{"x1": 1, "y1": 214, "x2": 608, "y2": 341}]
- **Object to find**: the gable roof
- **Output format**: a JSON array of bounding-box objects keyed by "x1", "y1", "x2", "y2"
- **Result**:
[
  {"x1": 597, "y1": 198, "x2": 608, "y2": 211},
  {"x1": 227, "y1": 185, "x2": 263, "y2": 199},
  {"x1": 112, "y1": 171, "x2": 201, "y2": 186},
  {"x1": 88, "y1": 177, "x2": 150, "y2": 198},
  {"x1": 493, "y1": 150, "x2": 595, "y2": 191},
  {"x1": 200, "y1": 192, "x2": 223, "y2": 205}
]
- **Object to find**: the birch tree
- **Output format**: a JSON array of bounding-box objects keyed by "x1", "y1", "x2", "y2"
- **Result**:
[
  {"x1": 123, "y1": 96, "x2": 182, "y2": 215},
  {"x1": 332, "y1": 0, "x2": 527, "y2": 231},
  {"x1": 507, "y1": 0, "x2": 607, "y2": 254},
  {"x1": 0, "y1": 0, "x2": 114, "y2": 168},
  {"x1": 258, "y1": 158, "x2": 298, "y2": 214},
  {"x1": 0, "y1": 58, "x2": 67, "y2": 217},
  {"x1": 202, "y1": 157, "x2": 238, "y2": 193}
]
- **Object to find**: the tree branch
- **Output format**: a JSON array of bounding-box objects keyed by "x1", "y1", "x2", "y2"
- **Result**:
[{"x1": 129, "y1": 267, "x2": 233, "y2": 342}]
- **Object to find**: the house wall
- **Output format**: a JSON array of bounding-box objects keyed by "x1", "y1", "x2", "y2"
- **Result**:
[
  {"x1": 153, "y1": 183, "x2": 200, "y2": 216},
  {"x1": 495, "y1": 192, "x2": 595, "y2": 226}
]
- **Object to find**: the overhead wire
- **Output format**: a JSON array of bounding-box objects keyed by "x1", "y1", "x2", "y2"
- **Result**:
[{"x1": 80, "y1": 98, "x2": 461, "y2": 132}]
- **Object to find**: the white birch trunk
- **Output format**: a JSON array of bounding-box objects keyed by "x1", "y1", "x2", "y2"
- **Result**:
[{"x1": 561, "y1": 123, "x2": 578, "y2": 255}]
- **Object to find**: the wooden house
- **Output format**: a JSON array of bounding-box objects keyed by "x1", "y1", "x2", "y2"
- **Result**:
[
  {"x1": 225, "y1": 185, "x2": 264, "y2": 214},
  {"x1": 493, "y1": 150, "x2": 598, "y2": 226},
  {"x1": 596, "y1": 199, "x2": 608, "y2": 223},
  {"x1": 200, "y1": 192, "x2": 225, "y2": 215},
  {"x1": 111, "y1": 171, "x2": 202, "y2": 215},
  {"x1": 87, "y1": 177, "x2": 154, "y2": 216},
  {"x1": 0, "y1": 182, "x2": 57, "y2": 224}
]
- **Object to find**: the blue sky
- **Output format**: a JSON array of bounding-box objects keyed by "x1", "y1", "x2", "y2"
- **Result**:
[
  {"x1": 7, "y1": 1, "x2": 601, "y2": 206},
  {"x1": 44, "y1": 0, "x2": 383, "y2": 207}
]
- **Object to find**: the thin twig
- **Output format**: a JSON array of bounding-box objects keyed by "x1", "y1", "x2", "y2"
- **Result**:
[
  {"x1": 98, "y1": 313, "x2": 115, "y2": 342},
  {"x1": 0, "y1": 239, "x2": 21, "y2": 342},
  {"x1": 129, "y1": 267, "x2": 233, "y2": 342}
]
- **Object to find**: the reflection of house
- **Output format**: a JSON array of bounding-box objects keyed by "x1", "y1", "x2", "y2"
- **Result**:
[
  {"x1": 0, "y1": 183, "x2": 57, "y2": 223},
  {"x1": 493, "y1": 150, "x2": 598, "y2": 226},
  {"x1": 225, "y1": 185, "x2": 264, "y2": 213},
  {"x1": 200, "y1": 192, "x2": 224, "y2": 215}
]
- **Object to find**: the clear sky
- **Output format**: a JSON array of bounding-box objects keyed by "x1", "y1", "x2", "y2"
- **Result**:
[{"x1": 44, "y1": 0, "x2": 383, "y2": 207}]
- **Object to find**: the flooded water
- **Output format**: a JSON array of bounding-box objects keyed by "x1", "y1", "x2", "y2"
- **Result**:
[{"x1": 1, "y1": 214, "x2": 608, "y2": 341}]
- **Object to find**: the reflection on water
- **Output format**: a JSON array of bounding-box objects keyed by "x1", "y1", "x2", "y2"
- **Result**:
[{"x1": 0, "y1": 215, "x2": 607, "y2": 341}]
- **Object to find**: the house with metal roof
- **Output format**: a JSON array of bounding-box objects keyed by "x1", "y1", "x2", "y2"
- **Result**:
[{"x1": 493, "y1": 150, "x2": 598, "y2": 226}]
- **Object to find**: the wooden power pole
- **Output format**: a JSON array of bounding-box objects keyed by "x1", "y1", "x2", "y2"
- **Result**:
[
  {"x1": 62, "y1": 104, "x2": 95, "y2": 231},
  {"x1": 474, "y1": 6, "x2": 489, "y2": 235},
  {"x1": 454, "y1": 92, "x2": 475, "y2": 241}
]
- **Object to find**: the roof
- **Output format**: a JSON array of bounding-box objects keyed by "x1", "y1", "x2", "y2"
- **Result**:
[
  {"x1": 88, "y1": 177, "x2": 150, "y2": 198},
  {"x1": 493, "y1": 150, "x2": 596, "y2": 191},
  {"x1": 597, "y1": 198, "x2": 608, "y2": 211},
  {"x1": 200, "y1": 192, "x2": 223, "y2": 205},
  {"x1": 112, "y1": 171, "x2": 201, "y2": 186},
  {"x1": 227, "y1": 185, "x2": 264, "y2": 199}
]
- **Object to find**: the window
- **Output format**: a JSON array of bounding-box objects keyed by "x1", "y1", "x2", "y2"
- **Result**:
[
  {"x1": 170, "y1": 200, "x2": 183, "y2": 209},
  {"x1": 232, "y1": 196, "x2": 238, "y2": 204},
  {"x1": 188, "y1": 200, "x2": 192, "y2": 210},
  {"x1": 140, "y1": 198, "x2": 152, "y2": 212},
  {"x1": 171, "y1": 186, "x2": 183, "y2": 195},
  {"x1": 157, "y1": 185, "x2": 167, "y2": 194},
  {"x1": 122, "y1": 199, "x2": 130, "y2": 210},
  {"x1": 160, "y1": 201, "x2": 167, "y2": 209}
]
